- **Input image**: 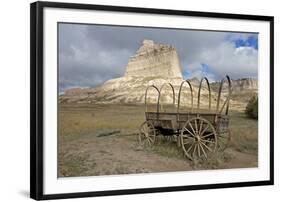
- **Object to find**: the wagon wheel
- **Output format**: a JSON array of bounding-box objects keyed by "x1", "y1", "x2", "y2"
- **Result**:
[
  {"x1": 180, "y1": 117, "x2": 217, "y2": 160},
  {"x1": 138, "y1": 121, "x2": 156, "y2": 147},
  {"x1": 217, "y1": 129, "x2": 231, "y2": 151}
]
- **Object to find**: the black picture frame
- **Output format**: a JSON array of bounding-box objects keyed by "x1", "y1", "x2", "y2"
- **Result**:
[{"x1": 30, "y1": 1, "x2": 274, "y2": 200}]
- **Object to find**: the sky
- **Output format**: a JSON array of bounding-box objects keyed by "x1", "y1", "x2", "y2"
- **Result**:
[{"x1": 59, "y1": 23, "x2": 258, "y2": 92}]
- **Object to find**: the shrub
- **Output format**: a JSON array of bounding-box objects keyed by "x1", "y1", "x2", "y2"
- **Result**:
[{"x1": 245, "y1": 94, "x2": 258, "y2": 119}]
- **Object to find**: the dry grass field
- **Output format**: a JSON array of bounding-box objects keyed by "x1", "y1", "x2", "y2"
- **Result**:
[{"x1": 58, "y1": 103, "x2": 258, "y2": 177}]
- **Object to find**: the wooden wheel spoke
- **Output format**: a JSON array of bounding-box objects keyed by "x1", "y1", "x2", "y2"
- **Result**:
[
  {"x1": 201, "y1": 141, "x2": 212, "y2": 152},
  {"x1": 147, "y1": 135, "x2": 153, "y2": 143},
  {"x1": 147, "y1": 136, "x2": 153, "y2": 142},
  {"x1": 145, "y1": 136, "x2": 150, "y2": 142},
  {"x1": 192, "y1": 143, "x2": 197, "y2": 157},
  {"x1": 139, "y1": 130, "x2": 146, "y2": 138},
  {"x1": 194, "y1": 119, "x2": 198, "y2": 134},
  {"x1": 198, "y1": 119, "x2": 203, "y2": 136},
  {"x1": 140, "y1": 127, "x2": 145, "y2": 134},
  {"x1": 202, "y1": 132, "x2": 214, "y2": 138},
  {"x1": 186, "y1": 142, "x2": 194, "y2": 153},
  {"x1": 200, "y1": 124, "x2": 209, "y2": 136},
  {"x1": 188, "y1": 122, "x2": 197, "y2": 136},
  {"x1": 199, "y1": 143, "x2": 207, "y2": 158},
  {"x1": 182, "y1": 133, "x2": 194, "y2": 139},
  {"x1": 183, "y1": 135, "x2": 194, "y2": 140},
  {"x1": 201, "y1": 139, "x2": 215, "y2": 144},
  {"x1": 181, "y1": 134, "x2": 189, "y2": 138},
  {"x1": 197, "y1": 143, "x2": 201, "y2": 157},
  {"x1": 184, "y1": 127, "x2": 196, "y2": 137},
  {"x1": 182, "y1": 136, "x2": 194, "y2": 145}
]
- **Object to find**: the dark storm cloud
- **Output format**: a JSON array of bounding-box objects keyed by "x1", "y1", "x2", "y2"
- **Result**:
[{"x1": 59, "y1": 23, "x2": 258, "y2": 92}]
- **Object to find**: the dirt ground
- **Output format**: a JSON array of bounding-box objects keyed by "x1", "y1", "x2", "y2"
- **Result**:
[{"x1": 58, "y1": 103, "x2": 258, "y2": 177}]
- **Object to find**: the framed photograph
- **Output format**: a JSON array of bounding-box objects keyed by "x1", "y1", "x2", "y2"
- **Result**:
[{"x1": 30, "y1": 1, "x2": 274, "y2": 200}]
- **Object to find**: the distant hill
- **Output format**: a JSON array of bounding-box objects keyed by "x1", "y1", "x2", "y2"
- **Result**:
[{"x1": 210, "y1": 78, "x2": 258, "y2": 104}]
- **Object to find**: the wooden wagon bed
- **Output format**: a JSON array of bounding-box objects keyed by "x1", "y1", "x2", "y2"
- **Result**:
[
  {"x1": 138, "y1": 76, "x2": 232, "y2": 160},
  {"x1": 145, "y1": 111, "x2": 229, "y2": 134}
]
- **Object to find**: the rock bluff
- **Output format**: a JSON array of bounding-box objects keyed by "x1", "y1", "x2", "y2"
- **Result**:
[{"x1": 125, "y1": 39, "x2": 183, "y2": 79}]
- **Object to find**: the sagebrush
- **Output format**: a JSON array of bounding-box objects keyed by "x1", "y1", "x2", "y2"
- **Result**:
[{"x1": 245, "y1": 94, "x2": 258, "y2": 119}]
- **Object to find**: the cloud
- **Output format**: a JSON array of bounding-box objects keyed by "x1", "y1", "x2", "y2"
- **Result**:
[
  {"x1": 59, "y1": 23, "x2": 258, "y2": 92},
  {"x1": 188, "y1": 39, "x2": 258, "y2": 80},
  {"x1": 184, "y1": 63, "x2": 216, "y2": 82},
  {"x1": 59, "y1": 23, "x2": 133, "y2": 91},
  {"x1": 226, "y1": 34, "x2": 258, "y2": 49}
]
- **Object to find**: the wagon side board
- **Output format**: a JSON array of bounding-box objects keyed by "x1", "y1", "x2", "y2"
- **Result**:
[{"x1": 145, "y1": 112, "x2": 229, "y2": 134}]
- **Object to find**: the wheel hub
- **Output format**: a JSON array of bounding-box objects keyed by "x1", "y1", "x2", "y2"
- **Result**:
[{"x1": 144, "y1": 132, "x2": 149, "y2": 137}]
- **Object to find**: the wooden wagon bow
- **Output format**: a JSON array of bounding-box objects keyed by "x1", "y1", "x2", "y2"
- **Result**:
[{"x1": 144, "y1": 75, "x2": 232, "y2": 115}]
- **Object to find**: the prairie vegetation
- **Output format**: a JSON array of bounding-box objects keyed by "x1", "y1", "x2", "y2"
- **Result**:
[
  {"x1": 245, "y1": 94, "x2": 258, "y2": 119},
  {"x1": 58, "y1": 103, "x2": 258, "y2": 177}
]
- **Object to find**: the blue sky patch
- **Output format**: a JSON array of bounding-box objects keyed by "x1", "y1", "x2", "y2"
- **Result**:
[
  {"x1": 183, "y1": 69, "x2": 191, "y2": 79},
  {"x1": 183, "y1": 64, "x2": 215, "y2": 80},
  {"x1": 227, "y1": 35, "x2": 258, "y2": 50},
  {"x1": 201, "y1": 63, "x2": 212, "y2": 74}
]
